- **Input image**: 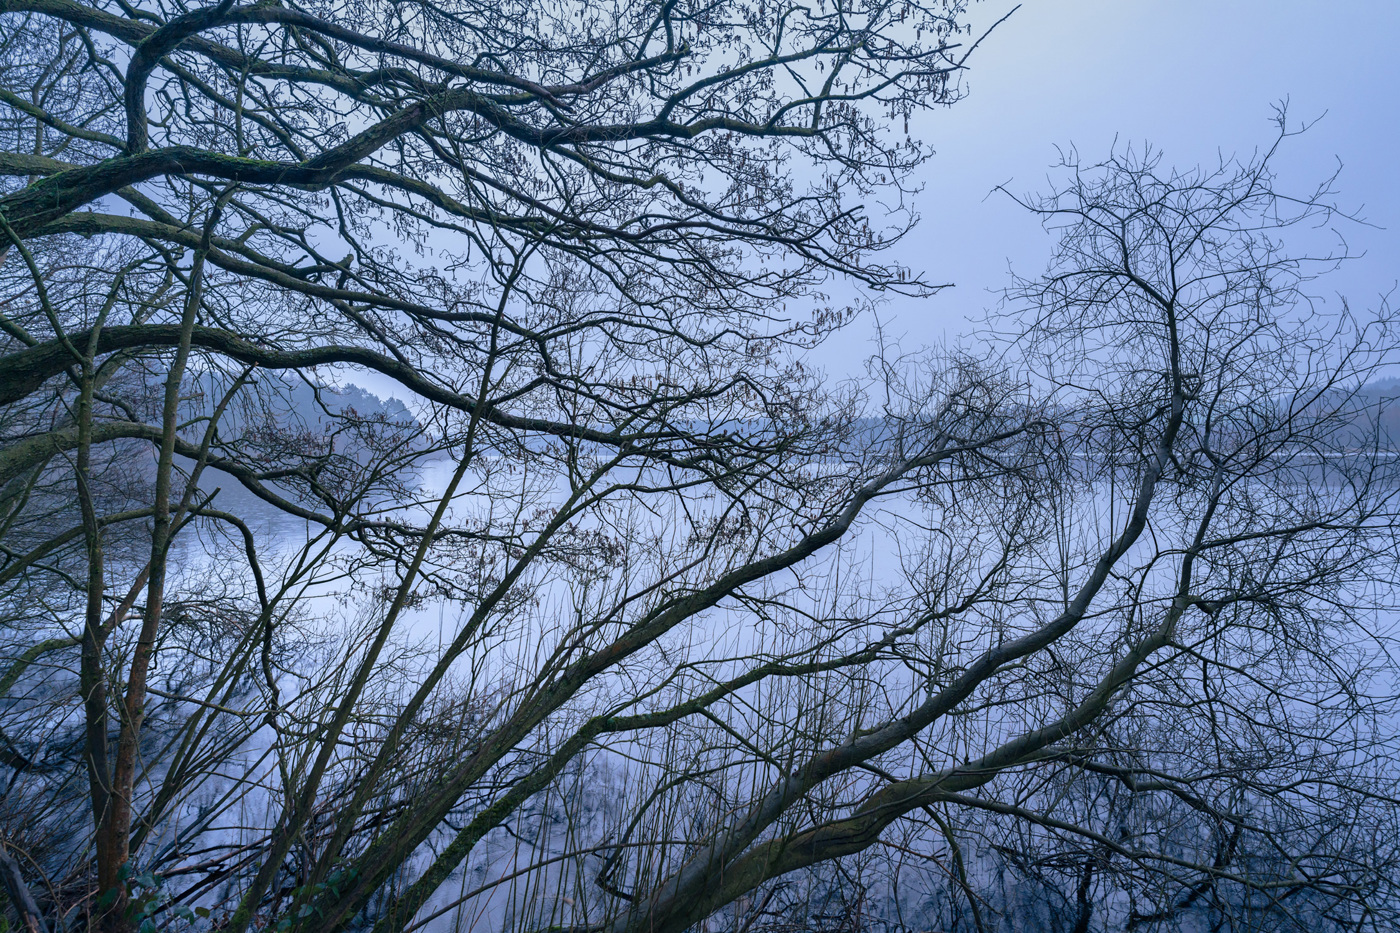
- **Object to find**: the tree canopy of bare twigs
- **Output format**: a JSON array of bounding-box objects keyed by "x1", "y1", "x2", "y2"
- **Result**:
[{"x1": 0, "y1": 1, "x2": 1397, "y2": 932}]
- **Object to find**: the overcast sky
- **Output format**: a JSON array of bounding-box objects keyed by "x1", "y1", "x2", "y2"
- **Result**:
[{"x1": 852, "y1": 0, "x2": 1400, "y2": 372}]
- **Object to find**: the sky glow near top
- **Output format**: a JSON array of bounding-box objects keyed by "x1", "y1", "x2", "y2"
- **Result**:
[{"x1": 847, "y1": 0, "x2": 1400, "y2": 374}]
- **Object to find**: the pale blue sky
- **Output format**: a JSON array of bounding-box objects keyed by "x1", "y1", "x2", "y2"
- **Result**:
[{"x1": 864, "y1": 0, "x2": 1400, "y2": 364}]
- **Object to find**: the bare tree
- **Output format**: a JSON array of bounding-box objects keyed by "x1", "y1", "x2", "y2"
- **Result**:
[{"x1": 0, "y1": 2, "x2": 1396, "y2": 932}]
